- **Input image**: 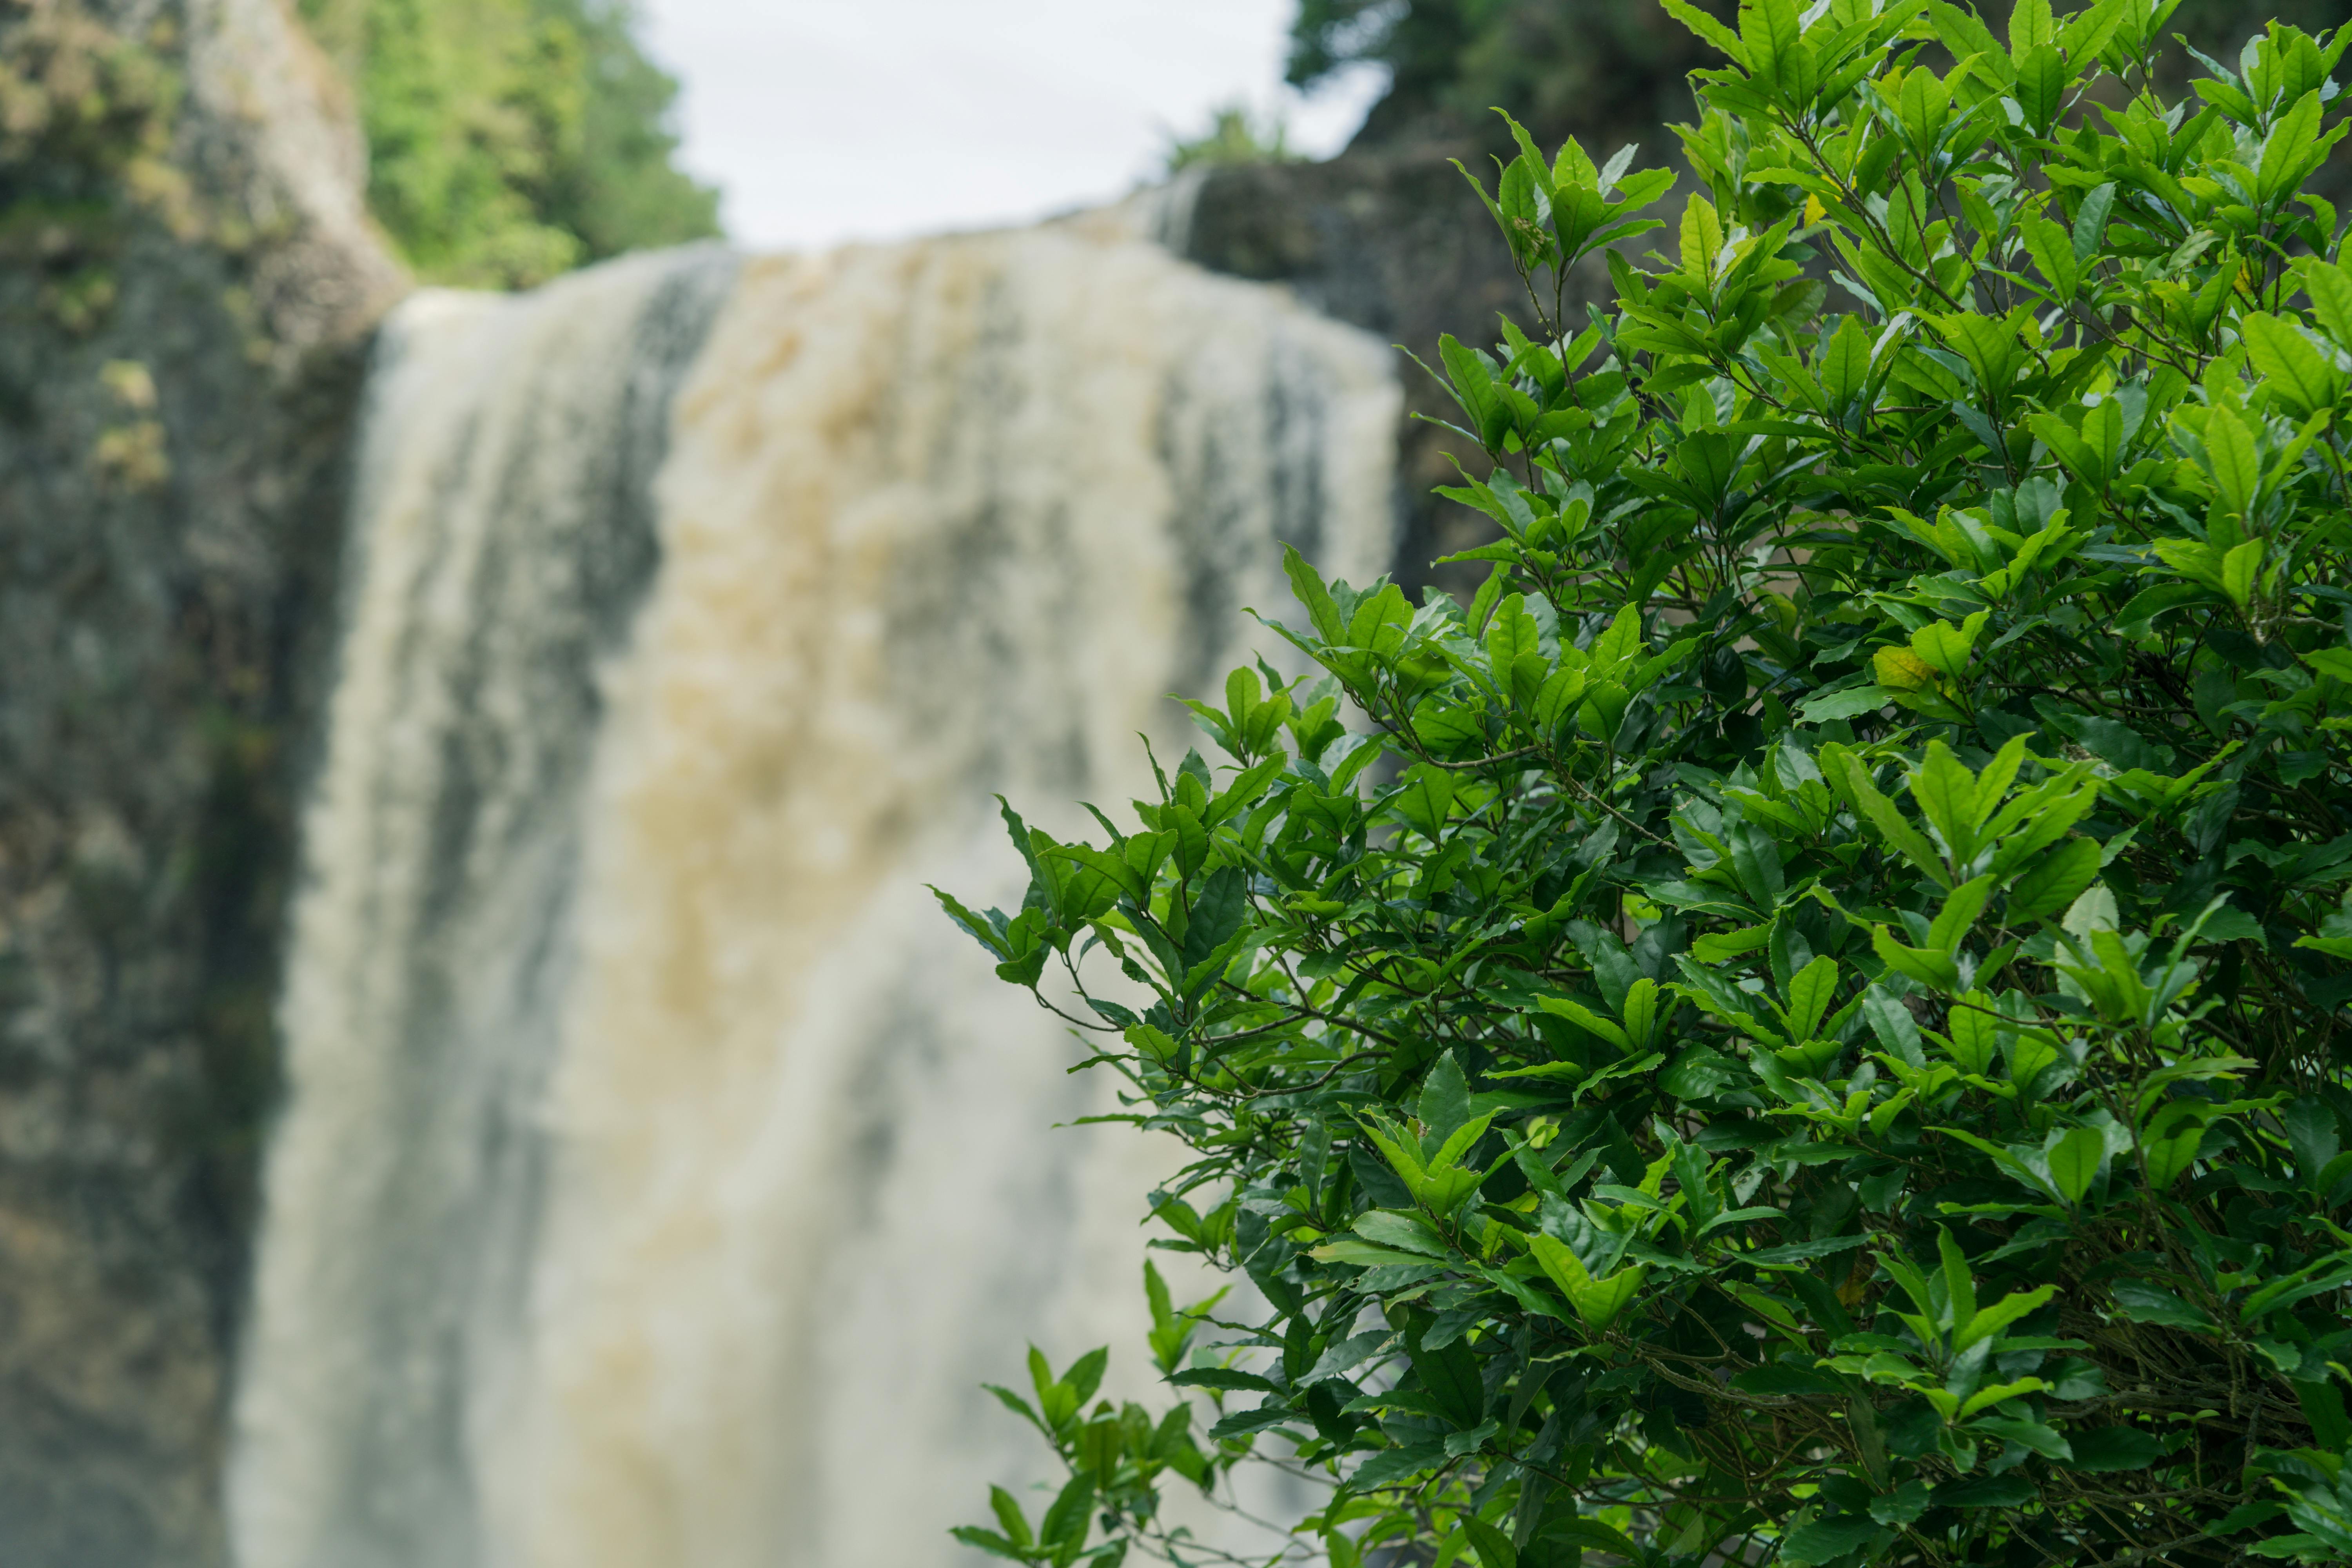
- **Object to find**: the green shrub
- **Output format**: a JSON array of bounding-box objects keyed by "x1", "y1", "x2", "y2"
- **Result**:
[
  {"x1": 1164, "y1": 104, "x2": 1299, "y2": 174},
  {"x1": 946, "y1": 2, "x2": 2352, "y2": 1564}
]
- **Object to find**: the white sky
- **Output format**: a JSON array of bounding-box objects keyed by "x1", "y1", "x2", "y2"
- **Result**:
[{"x1": 632, "y1": 0, "x2": 1386, "y2": 253}]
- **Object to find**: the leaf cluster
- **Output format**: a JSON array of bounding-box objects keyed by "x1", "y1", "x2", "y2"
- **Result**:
[{"x1": 950, "y1": 5, "x2": 2352, "y2": 1566}]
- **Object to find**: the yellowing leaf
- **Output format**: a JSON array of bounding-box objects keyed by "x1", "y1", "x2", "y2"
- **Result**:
[
  {"x1": 1875, "y1": 645, "x2": 1942, "y2": 691},
  {"x1": 2220, "y1": 538, "x2": 2265, "y2": 611}
]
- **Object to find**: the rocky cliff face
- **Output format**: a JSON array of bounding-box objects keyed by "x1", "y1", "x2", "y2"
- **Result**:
[
  {"x1": 1175, "y1": 144, "x2": 1584, "y2": 604},
  {"x1": 0, "y1": 0, "x2": 398, "y2": 1559}
]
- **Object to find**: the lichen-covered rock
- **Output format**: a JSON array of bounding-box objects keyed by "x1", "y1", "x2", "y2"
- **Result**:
[{"x1": 0, "y1": 0, "x2": 398, "y2": 1559}]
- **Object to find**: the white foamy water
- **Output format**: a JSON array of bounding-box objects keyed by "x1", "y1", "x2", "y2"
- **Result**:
[{"x1": 231, "y1": 218, "x2": 1397, "y2": 1567}]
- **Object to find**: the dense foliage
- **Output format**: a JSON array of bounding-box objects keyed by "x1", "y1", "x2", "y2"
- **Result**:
[
  {"x1": 947, "y1": 2, "x2": 2352, "y2": 1565},
  {"x1": 1289, "y1": 0, "x2": 1731, "y2": 152},
  {"x1": 1165, "y1": 106, "x2": 1302, "y2": 174},
  {"x1": 298, "y1": 0, "x2": 717, "y2": 287}
]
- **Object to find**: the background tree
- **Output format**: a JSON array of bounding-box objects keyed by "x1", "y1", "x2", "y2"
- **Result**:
[
  {"x1": 1165, "y1": 105, "x2": 1302, "y2": 174},
  {"x1": 297, "y1": 0, "x2": 718, "y2": 287},
  {"x1": 1291, "y1": 0, "x2": 2352, "y2": 153},
  {"x1": 952, "y1": 3, "x2": 2352, "y2": 1565}
]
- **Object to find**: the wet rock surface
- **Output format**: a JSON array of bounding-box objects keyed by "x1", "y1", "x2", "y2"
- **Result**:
[
  {"x1": 0, "y1": 0, "x2": 398, "y2": 1559},
  {"x1": 1178, "y1": 145, "x2": 1595, "y2": 604}
]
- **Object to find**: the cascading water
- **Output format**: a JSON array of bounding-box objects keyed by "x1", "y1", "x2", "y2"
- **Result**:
[
  {"x1": 229, "y1": 244, "x2": 739, "y2": 1568},
  {"x1": 230, "y1": 214, "x2": 1399, "y2": 1568}
]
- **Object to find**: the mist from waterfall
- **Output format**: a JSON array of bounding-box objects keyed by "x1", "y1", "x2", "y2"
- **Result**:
[{"x1": 230, "y1": 216, "x2": 1398, "y2": 1568}]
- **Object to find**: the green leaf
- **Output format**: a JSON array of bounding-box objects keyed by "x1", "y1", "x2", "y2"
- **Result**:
[
  {"x1": 2046, "y1": 1124, "x2": 2107, "y2": 1203},
  {"x1": 2007, "y1": 837, "x2": 2101, "y2": 922},
  {"x1": 1063, "y1": 1347, "x2": 1109, "y2": 1406},
  {"x1": 2204, "y1": 405, "x2": 2261, "y2": 520},
  {"x1": 1355, "y1": 1209, "x2": 1450, "y2": 1258},
  {"x1": 1798, "y1": 684, "x2": 1893, "y2": 722},
  {"x1": 1393, "y1": 764, "x2": 1457, "y2": 840},
  {"x1": 1311, "y1": 1238, "x2": 1437, "y2": 1268},
  {"x1": 1909, "y1": 612, "x2": 1987, "y2": 682},
  {"x1": 2061, "y1": 1426, "x2": 2164, "y2": 1471},
  {"x1": 2006, "y1": 0, "x2": 2053, "y2": 53},
  {"x1": 949, "y1": 1526, "x2": 1033, "y2": 1562},
  {"x1": 1550, "y1": 1517, "x2": 1645, "y2": 1562},
  {"x1": 1957, "y1": 1283, "x2": 2056, "y2": 1352},
  {"x1": 1971, "y1": 1416, "x2": 2071, "y2": 1461},
  {"x1": 2020, "y1": 215, "x2": 2079, "y2": 303},
  {"x1": 2071, "y1": 182, "x2": 2116, "y2": 266},
  {"x1": 1936, "y1": 1226, "x2": 1977, "y2": 1328},
  {"x1": 1467, "y1": 563, "x2": 1511, "y2": 639},
  {"x1": 1048, "y1": 843, "x2": 1143, "y2": 904},
  {"x1": 1786, "y1": 1515, "x2": 1880, "y2": 1561},
  {"x1": 989, "y1": 1486, "x2": 1034, "y2": 1550},
  {"x1": 2259, "y1": 90, "x2": 2325, "y2": 207},
  {"x1": 2300, "y1": 256, "x2": 2352, "y2": 346},
  {"x1": 1170, "y1": 1365, "x2": 1276, "y2": 1392},
  {"x1": 1930, "y1": 1474, "x2": 2036, "y2": 1510},
  {"x1": 2296, "y1": 1377, "x2": 2352, "y2": 1449},
  {"x1": 2243, "y1": 313, "x2": 2342, "y2": 416},
  {"x1": 1871, "y1": 927, "x2": 1961, "y2": 992},
  {"x1": 1457, "y1": 1516, "x2": 1519, "y2": 1568},
  {"x1": 1784, "y1": 955, "x2": 1841, "y2": 1040},
  {"x1": 1570, "y1": 1263, "x2": 1648, "y2": 1332},
  {"x1": 2013, "y1": 43, "x2": 2066, "y2": 131},
  {"x1": 1281, "y1": 542, "x2": 1343, "y2": 642},
  {"x1": 1744, "y1": 1235, "x2": 1873, "y2": 1266},
  {"x1": 1419, "y1": 1051, "x2": 1476, "y2": 1143},
  {"x1": 1957, "y1": 1375, "x2": 2047, "y2": 1418},
  {"x1": 1837, "y1": 753, "x2": 1953, "y2": 888},
  {"x1": 1537, "y1": 994, "x2": 1633, "y2": 1053},
  {"x1": 1042, "y1": 1472, "x2": 1095, "y2": 1548},
  {"x1": 1349, "y1": 1441, "x2": 1448, "y2": 1492},
  {"x1": 1740, "y1": 0, "x2": 1804, "y2": 98},
  {"x1": 1908, "y1": 740, "x2": 1980, "y2": 860},
  {"x1": 1926, "y1": 874, "x2": 1995, "y2": 953},
  {"x1": 1731, "y1": 1362, "x2": 1842, "y2": 1396},
  {"x1": 2221, "y1": 538, "x2": 2265, "y2": 611},
  {"x1": 2109, "y1": 1279, "x2": 2215, "y2": 1331},
  {"x1": 1662, "y1": 0, "x2": 1749, "y2": 62},
  {"x1": 2142, "y1": 1117, "x2": 2206, "y2": 1191},
  {"x1": 1819, "y1": 311, "x2": 1875, "y2": 409}
]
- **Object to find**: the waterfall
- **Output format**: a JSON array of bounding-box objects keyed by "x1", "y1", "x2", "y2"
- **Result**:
[{"x1": 231, "y1": 216, "x2": 1399, "y2": 1568}]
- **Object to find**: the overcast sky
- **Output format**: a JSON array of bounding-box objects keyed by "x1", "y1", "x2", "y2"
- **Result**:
[{"x1": 633, "y1": 0, "x2": 1384, "y2": 254}]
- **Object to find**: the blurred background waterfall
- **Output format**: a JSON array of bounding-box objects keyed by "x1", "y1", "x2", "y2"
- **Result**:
[
  {"x1": 0, "y1": 0, "x2": 2331, "y2": 1561},
  {"x1": 229, "y1": 214, "x2": 1397, "y2": 1568}
]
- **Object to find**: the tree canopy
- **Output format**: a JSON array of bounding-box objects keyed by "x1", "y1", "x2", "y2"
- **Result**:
[
  {"x1": 1291, "y1": 0, "x2": 2352, "y2": 152},
  {"x1": 298, "y1": 0, "x2": 719, "y2": 287}
]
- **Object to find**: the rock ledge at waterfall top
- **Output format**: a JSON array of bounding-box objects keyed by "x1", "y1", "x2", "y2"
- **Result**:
[{"x1": 1174, "y1": 144, "x2": 1568, "y2": 604}]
